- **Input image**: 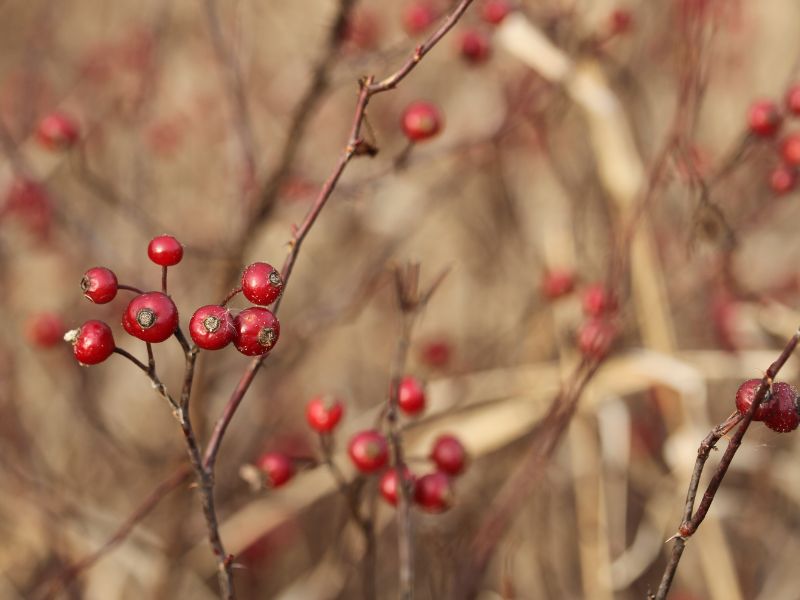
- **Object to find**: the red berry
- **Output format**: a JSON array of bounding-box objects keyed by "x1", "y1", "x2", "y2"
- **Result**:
[
  {"x1": 306, "y1": 394, "x2": 345, "y2": 433},
  {"x1": 414, "y1": 472, "x2": 453, "y2": 513},
  {"x1": 609, "y1": 8, "x2": 633, "y2": 34},
  {"x1": 341, "y1": 8, "x2": 380, "y2": 51},
  {"x1": 735, "y1": 379, "x2": 777, "y2": 421},
  {"x1": 419, "y1": 338, "x2": 452, "y2": 368},
  {"x1": 747, "y1": 100, "x2": 782, "y2": 137},
  {"x1": 459, "y1": 29, "x2": 491, "y2": 64},
  {"x1": 36, "y1": 111, "x2": 79, "y2": 150},
  {"x1": 582, "y1": 283, "x2": 617, "y2": 316},
  {"x1": 347, "y1": 430, "x2": 389, "y2": 473},
  {"x1": 66, "y1": 320, "x2": 115, "y2": 365},
  {"x1": 786, "y1": 84, "x2": 800, "y2": 116},
  {"x1": 781, "y1": 133, "x2": 800, "y2": 166},
  {"x1": 233, "y1": 307, "x2": 280, "y2": 356},
  {"x1": 763, "y1": 382, "x2": 799, "y2": 433},
  {"x1": 542, "y1": 269, "x2": 575, "y2": 300},
  {"x1": 26, "y1": 312, "x2": 65, "y2": 348},
  {"x1": 482, "y1": 0, "x2": 511, "y2": 24},
  {"x1": 577, "y1": 319, "x2": 617, "y2": 360},
  {"x1": 241, "y1": 262, "x2": 283, "y2": 306},
  {"x1": 256, "y1": 452, "x2": 295, "y2": 487},
  {"x1": 401, "y1": 101, "x2": 443, "y2": 142},
  {"x1": 379, "y1": 467, "x2": 416, "y2": 506},
  {"x1": 403, "y1": 2, "x2": 437, "y2": 34},
  {"x1": 398, "y1": 376, "x2": 426, "y2": 416},
  {"x1": 3, "y1": 178, "x2": 52, "y2": 237},
  {"x1": 189, "y1": 305, "x2": 235, "y2": 350},
  {"x1": 430, "y1": 434, "x2": 467, "y2": 476},
  {"x1": 81, "y1": 267, "x2": 118, "y2": 304},
  {"x1": 147, "y1": 235, "x2": 184, "y2": 266},
  {"x1": 770, "y1": 164, "x2": 797, "y2": 195},
  {"x1": 122, "y1": 292, "x2": 179, "y2": 343}
]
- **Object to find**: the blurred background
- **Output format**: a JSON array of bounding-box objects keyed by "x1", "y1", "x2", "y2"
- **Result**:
[{"x1": 3, "y1": 0, "x2": 800, "y2": 598}]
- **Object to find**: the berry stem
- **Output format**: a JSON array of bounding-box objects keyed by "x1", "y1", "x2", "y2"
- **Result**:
[
  {"x1": 117, "y1": 284, "x2": 145, "y2": 294},
  {"x1": 219, "y1": 286, "x2": 242, "y2": 307},
  {"x1": 161, "y1": 265, "x2": 168, "y2": 294}
]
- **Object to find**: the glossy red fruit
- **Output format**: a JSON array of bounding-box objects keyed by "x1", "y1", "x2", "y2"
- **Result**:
[
  {"x1": 735, "y1": 379, "x2": 777, "y2": 421},
  {"x1": 401, "y1": 101, "x2": 442, "y2": 142},
  {"x1": 781, "y1": 133, "x2": 800, "y2": 166},
  {"x1": 763, "y1": 382, "x2": 799, "y2": 433},
  {"x1": 459, "y1": 29, "x2": 491, "y2": 64},
  {"x1": 379, "y1": 467, "x2": 416, "y2": 506},
  {"x1": 403, "y1": 2, "x2": 436, "y2": 35},
  {"x1": 542, "y1": 269, "x2": 575, "y2": 300},
  {"x1": 189, "y1": 305, "x2": 235, "y2": 350},
  {"x1": 482, "y1": 0, "x2": 511, "y2": 24},
  {"x1": 123, "y1": 292, "x2": 179, "y2": 343},
  {"x1": 66, "y1": 320, "x2": 115, "y2": 365},
  {"x1": 747, "y1": 100, "x2": 782, "y2": 137},
  {"x1": 241, "y1": 262, "x2": 283, "y2": 306},
  {"x1": 306, "y1": 394, "x2": 345, "y2": 433},
  {"x1": 256, "y1": 452, "x2": 295, "y2": 488},
  {"x1": 414, "y1": 472, "x2": 453, "y2": 513},
  {"x1": 81, "y1": 267, "x2": 118, "y2": 304},
  {"x1": 26, "y1": 312, "x2": 65, "y2": 348},
  {"x1": 147, "y1": 235, "x2": 183, "y2": 266},
  {"x1": 786, "y1": 84, "x2": 800, "y2": 116},
  {"x1": 609, "y1": 8, "x2": 634, "y2": 34},
  {"x1": 348, "y1": 430, "x2": 389, "y2": 473},
  {"x1": 233, "y1": 307, "x2": 280, "y2": 356},
  {"x1": 770, "y1": 164, "x2": 797, "y2": 195},
  {"x1": 582, "y1": 283, "x2": 617, "y2": 316},
  {"x1": 430, "y1": 434, "x2": 467, "y2": 476},
  {"x1": 36, "y1": 111, "x2": 79, "y2": 150},
  {"x1": 398, "y1": 376, "x2": 426, "y2": 416},
  {"x1": 577, "y1": 319, "x2": 617, "y2": 360}
]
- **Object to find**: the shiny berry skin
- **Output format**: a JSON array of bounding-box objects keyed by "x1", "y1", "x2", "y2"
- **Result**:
[
  {"x1": 482, "y1": 0, "x2": 511, "y2": 24},
  {"x1": 459, "y1": 29, "x2": 491, "y2": 64},
  {"x1": 734, "y1": 379, "x2": 777, "y2": 421},
  {"x1": 147, "y1": 235, "x2": 184, "y2": 266},
  {"x1": 582, "y1": 283, "x2": 617, "y2": 316},
  {"x1": 122, "y1": 292, "x2": 179, "y2": 343},
  {"x1": 403, "y1": 2, "x2": 436, "y2": 35},
  {"x1": 763, "y1": 382, "x2": 799, "y2": 433},
  {"x1": 542, "y1": 269, "x2": 575, "y2": 300},
  {"x1": 379, "y1": 467, "x2": 416, "y2": 506},
  {"x1": 256, "y1": 452, "x2": 295, "y2": 487},
  {"x1": 414, "y1": 472, "x2": 453, "y2": 513},
  {"x1": 347, "y1": 430, "x2": 389, "y2": 473},
  {"x1": 26, "y1": 312, "x2": 65, "y2": 348},
  {"x1": 306, "y1": 394, "x2": 344, "y2": 433},
  {"x1": 241, "y1": 262, "x2": 283, "y2": 306},
  {"x1": 781, "y1": 133, "x2": 800, "y2": 166},
  {"x1": 577, "y1": 319, "x2": 616, "y2": 360},
  {"x1": 401, "y1": 101, "x2": 442, "y2": 142},
  {"x1": 81, "y1": 267, "x2": 118, "y2": 304},
  {"x1": 232, "y1": 307, "x2": 280, "y2": 356},
  {"x1": 189, "y1": 305, "x2": 235, "y2": 350},
  {"x1": 770, "y1": 164, "x2": 797, "y2": 195},
  {"x1": 430, "y1": 434, "x2": 467, "y2": 476},
  {"x1": 67, "y1": 320, "x2": 115, "y2": 365},
  {"x1": 36, "y1": 111, "x2": 79, "y2": 150},
  {"x1": 747, "y1": 100, "x2": 782, "y2": 137},
  {"x1": 398, "y1": 376, "x2": 426, "y2": 416},
  {"x1": 786, "y1": 84, "x2": 800, "y2": 116}
]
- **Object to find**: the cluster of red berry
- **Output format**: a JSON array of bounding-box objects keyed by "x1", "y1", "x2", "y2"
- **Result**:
[
  {"x1": 64, "y1": 234, "x2": 283, "y2": 364},
  {"x1": 253, "y1": 380, "x2": 469, "y2": 514},
  {"x1": 746, "y1": 88, "x2": 800, "y2": 195},
  {"x1": 735, "y1": 379, "x2": 800, "y2": 433}
]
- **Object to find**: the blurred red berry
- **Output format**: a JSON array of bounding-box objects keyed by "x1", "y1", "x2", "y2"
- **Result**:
[
  {"x1": 747, "y1": 100, "x2": 782, "y2": 137},
  {"x1": 482, "y1": 0, "x2": 511, "y2": 24},
  {"x1": 241, "y1": 262, "x2": 283, "y2": 306},
  {"x1": 414, "y1": 472, "x2": 453, "y2": 513},
  {"x1": 123, "y1": 292, "x2": 179, "y2": 343},
  {"x1": 609, "y1": 8, "x2": 634, "y2": 34},
  {"x1": 306, "y1": 394, "x2": 345, "y2": 433},
  {"x1": 780, "y1": 133, "x2": 800, "y2": 166},
  {"x1": 233, "y1": 307, "x2": 280, "y2": 356},
  {"x1": 403, "y1": 2, "x2": 437, "y2": 35},
  {"x1": 577, "y1": 319, "x2": 617, "y2": 360},
  {"x1": 398, "y1": 376, "x2": 426, "y2": 416},
  {"x1": 459, "y1": 29, "x2": 491, "y2": 64},
  {"x1": 763, "y1": 382, "x2": 799, "y2": 433},
  {"x1": 430, "y1": 434, "x2": 467, "y2": 476},
  {"x1": 734, "y1": 379, "x2": 777, "y2": 421},
  {"x1": 542, "y1": 269, "x2": 575, "y2": 300},
  {"x1": 341, "y1": 8, "x2": 380, "y2": 51},
  {"x1": 2, "y1": 178, "x2": 52, "y2": 238},
  {"x1": 81, "y1": 267, "x2": 118, "y2": 304},
  {"x1": 785, "y1": 84, "x2": 800, "y2": 116},
  {"x1": 26, "y1": 312, "x2": 65, "y2": 348},
  {"x1": 379, "y1": 467, "x2": 416, "y2": 506},
  {"x1": 67, "y1": 320, "x2": 115, "y2": 365},
  {"x1": 401, "y1": 101, "x2": 443, "y2": 142},
  {"x1": 190, "y1": 305, "x2": 235, "y2": 350},
  {"x1": 770, "y1": 164, "x2": 797, "y2": 195},
  {"x1": 256, "y1": 452, "x2": 295, "y2": 487},
  {"x1": 348, "y1": 430, "x2": 389, "y2": 473},
  {"x1": 582, "y1": 283, "x2": 617, "y2": 316},
  {"x1": 419, "y1": 338, "x2": 451, "y2": 368},
  {"x1": 147, "y1": 235, "x2": 184, "y2": 266},
  {"x1": 36, "y1": 111, "x2": 79, "y2": 150}
]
